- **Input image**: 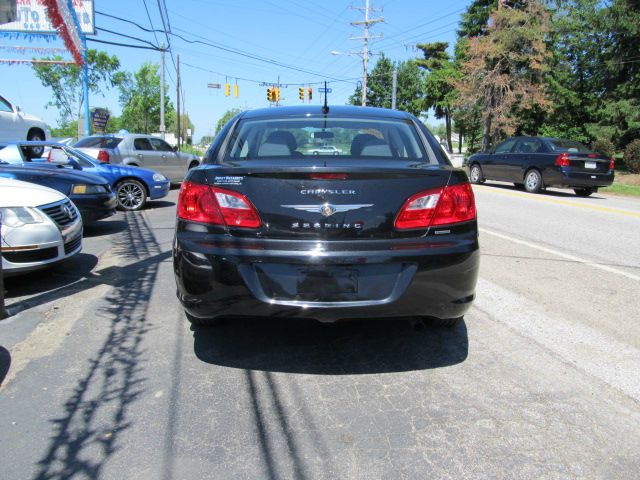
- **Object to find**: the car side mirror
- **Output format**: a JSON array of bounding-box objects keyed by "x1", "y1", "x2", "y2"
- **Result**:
[{"x1": 173, "y1": 146, "x2": 178, "y2": 152}]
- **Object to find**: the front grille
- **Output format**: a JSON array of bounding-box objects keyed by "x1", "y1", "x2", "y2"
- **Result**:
[
  {"x1": 39, "y1": 199, "x2": 79, "y2": 228},
  {"x1": 2, "y1": 247, "x2": 58, "y2": 263},
  {"x1": 64, "y1": 235, "x2": 82, "y2": 255}
]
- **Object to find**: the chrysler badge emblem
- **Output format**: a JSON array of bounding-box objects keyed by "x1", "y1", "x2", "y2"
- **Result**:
[{"x1": 320, "y1": 203, "x2": 336, "y2": 217}]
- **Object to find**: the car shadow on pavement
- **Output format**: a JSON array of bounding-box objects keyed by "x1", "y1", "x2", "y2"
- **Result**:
[
  {"x1": 483, "y1": 182, "x2": 608, "y2": 200},
  {"x1": 33, "y1": 210, "x2": 165, "y2": 480},
  {"x1": 144, "y1": 200, "x2": 176, "y2": 210},
  {"x1": 193, "y1": 317, "x2": 468, "y2": 374},
  {"x1": 3, "y1": 253, "x2": 99, "y2": 314},
  {"x1": 83, "y1": 218, "x2": 128, "y2": 237}
]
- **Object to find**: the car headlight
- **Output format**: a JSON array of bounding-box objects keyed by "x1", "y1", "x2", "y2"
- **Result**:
[
  {"x1": 153, "y1": 173, "x2": 167, "y2": 182},
  {"x1": 71, "y1": 184, "x2": 108, "y2": 194},
  {"x1": 0, "y1": 207, "x2": 45, "y2": 228}
]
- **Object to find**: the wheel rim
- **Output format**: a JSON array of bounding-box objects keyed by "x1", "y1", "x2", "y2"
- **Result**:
[
  {"x1": 471, "y1": 165, "x2": 480, "y2": 182},
  {"x1": 526, "y1": 171, "x2": 540, "y2": 190},
  {"x1": 29, "y1": 134, "x2": 44, "y2": 156},
  {"x1": 118, "y1": 183, "x2": 144, "y2": 209}
]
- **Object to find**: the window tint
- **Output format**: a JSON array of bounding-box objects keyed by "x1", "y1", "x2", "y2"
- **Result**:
[
  {"x1": 225, "y1": 116, "x2": 431, "y2": 162},
  {"x1": 149, "y1": 138, "x2": 173, "y2": 152},
  {"x1": 75, "y1": 136, "x2": 122, "y2": 149},
  {"x1": 0, "y1": 98, "x2": 12, "y2": 113},
  {"x1": 134, "y1": 138, "x2": 153, "y2": 150},
  {"x1": 515, "y1": 139, "x2": 542, "y2": 153},
  {"x1": 494, "y1": 139, "x2": 517, "y2": 154},
  {"x1": 547, "y1": 139, "x2": 592, "y2": 154}
]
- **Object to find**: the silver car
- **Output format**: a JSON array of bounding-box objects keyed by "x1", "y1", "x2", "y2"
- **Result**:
[
  {"x1": 0, "y1": 178, "x2": 82, "y2": 276},
  {"x1": 74, "y1": 134, "x2": 200, "y2": 183}
]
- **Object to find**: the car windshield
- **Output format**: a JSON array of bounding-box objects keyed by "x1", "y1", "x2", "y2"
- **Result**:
[
  {"x1": 75, "y1": 136, "x2": 123, "y2": 149},
  {"x1": 547, "y1": 139, "x2": 593, "y2": 154},
  {"x1": 224, "y1": 116, "x2": 431, "y2": 162}
]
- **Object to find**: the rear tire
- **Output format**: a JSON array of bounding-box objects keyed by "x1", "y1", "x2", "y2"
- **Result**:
[
  {"x1": 469, "y1": 164, "x2": 484, "y2": 184},
  {"x1": 116, "y1": 179, "x2": 147, "y2": 211},
  {"x1": 574, "y1": 187, "x2": 595, "y2": 197},
  {"x1": 524, "y1": 169, "x2": 543, "y2": 193},
  {"x1": 428, "y1": 316, "x2": 464, "y2": 328}
]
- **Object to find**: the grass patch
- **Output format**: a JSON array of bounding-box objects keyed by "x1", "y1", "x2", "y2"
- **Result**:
[{"x1": 601, "y1": 172, "x2": 640, "y2": 197}]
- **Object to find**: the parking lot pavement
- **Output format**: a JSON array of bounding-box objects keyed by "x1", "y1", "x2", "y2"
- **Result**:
[{"x1": 1, "y1": 189, "x2": 640, "y2": 479}]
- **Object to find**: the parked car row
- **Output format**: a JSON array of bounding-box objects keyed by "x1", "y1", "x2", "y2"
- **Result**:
[{"x1": 0, "y1": 137, "x2": 183, "y2": 277}]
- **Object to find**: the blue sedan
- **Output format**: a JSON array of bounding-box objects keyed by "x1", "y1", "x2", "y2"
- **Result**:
[{"x1": 2, "y1": 142, "x2": 171, "y2": 211}]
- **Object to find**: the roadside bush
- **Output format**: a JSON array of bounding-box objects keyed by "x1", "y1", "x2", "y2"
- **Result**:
[
  {"x1": 592, "y1": 138, "x2": 615, "y2": 158},
  {"x1": 623, "y1": 139, "x2": 640, "y2": 173}
]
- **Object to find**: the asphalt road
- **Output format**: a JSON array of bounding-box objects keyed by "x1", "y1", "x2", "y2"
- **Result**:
[{"x1": 1, "y1": 182, "x2": 639, "y2": 479}]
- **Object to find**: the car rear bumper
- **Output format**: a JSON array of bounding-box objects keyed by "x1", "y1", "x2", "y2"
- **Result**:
[
  {"x1": 544, "y1": 168, "x2": 614, "y2": 188},
  {"x1": 72, "y1": 193, "x2": 117, "y2": 223},
  {"x1": 174, "y1": 229, "x2": 480, "y2": 323}
]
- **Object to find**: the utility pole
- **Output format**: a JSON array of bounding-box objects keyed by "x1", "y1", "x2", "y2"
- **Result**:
[
  {"x1": 351, "y1": 0, "x2": 383, "y2": 106},
  {"x1": 160, "y1": 43, "x2": 166, "y2": 139},
  {"x1": 177, "y1": 54, "x2": 181, "y2": 150},
  {"x1": 391, "y1": 68, "x2": 397, "y2": 109}
]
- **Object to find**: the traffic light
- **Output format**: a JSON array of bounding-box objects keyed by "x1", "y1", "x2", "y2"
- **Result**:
[
  {"x1": 298, "y1": 87, "x2": 304, "y2": 101},
  {"x1": 308, "y1": 87, "x2": 313, "y2": 101},
  {"x1": 234, "y1": 84, "x2": 239, "y2": 97},
  {"x1": 225, "y1": 83, "x2": 231, "y2": 96},
  {"x1": 274, "y1": 87, "x2": 280, "y2": 102},
  {"x1": 267, "y1": 88, "x2": 272, "y2": 102}
]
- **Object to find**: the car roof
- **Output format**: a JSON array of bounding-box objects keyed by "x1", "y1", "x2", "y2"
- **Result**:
[{"x1": 239, "y1": 105, "x2": 415, "y2": 120}]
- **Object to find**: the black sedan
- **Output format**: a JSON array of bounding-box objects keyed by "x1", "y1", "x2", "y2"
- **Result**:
[
  {"x1": 467, "y1": 136, "x2": 615, "y2": 196},
  {"x1": 0, "y1": 160, "x2": 116, "y2": 223},
  {"x1": 173, "y1": 105, "x2": 479, "y2": 326}
]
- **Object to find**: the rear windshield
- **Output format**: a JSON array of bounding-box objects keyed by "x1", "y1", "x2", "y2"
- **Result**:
[
  {"x1": 546, "y1": 139, "x2": 592, "y2": 154},
  {"x1": 75, "y1": 136, "x2": 122, "y2": 149},
  {"x1": 223, "y1": 116, "x2": 432, "y2": 162}
]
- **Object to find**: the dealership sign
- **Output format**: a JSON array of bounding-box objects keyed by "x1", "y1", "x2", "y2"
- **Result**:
[{"x1": 0, "y1": 0, "x2": 94, "y2": 34}]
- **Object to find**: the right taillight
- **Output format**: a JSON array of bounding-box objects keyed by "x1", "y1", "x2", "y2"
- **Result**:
[
  {"x1": 97, "y1": 150, "x2": 110, "y2": 163},
  {"x1": 609, "y1": 158, "x2": 615, "y2": 170},
  {"x1": 555, "y1": 152, "x2": 570, "y2": 167},
  {"x1": 178, "y1": 181, "x2": 261, "y2": 228},
  {"x1": 395, "y1": 183, "x2": 476, "y2": 230}
]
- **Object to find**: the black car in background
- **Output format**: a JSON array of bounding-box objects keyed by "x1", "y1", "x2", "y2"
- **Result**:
[
  {"x1": 0, "y1": 157, "x2": 116, "y2": 223},
  {"x1": 174, "y1": 106, "x2": 479, "y2": 327},
  {"x1": 467, "y1": 136, "x2": 615, "y2": 196}
]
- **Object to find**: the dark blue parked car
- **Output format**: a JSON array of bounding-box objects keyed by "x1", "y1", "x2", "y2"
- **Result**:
[
  {"x1": 0, "y1": 156, "x2": 116, "y2": 224},
  {"x1": 1, "y1": 142, "x2": 170, "y2": 211}
]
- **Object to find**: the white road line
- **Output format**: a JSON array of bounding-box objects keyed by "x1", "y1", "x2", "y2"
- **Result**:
[
  {"x1": 475, "y1": 278, "x2": 640, "y2": 402},
  {"x1": 480, "y1": 228, "x2": 640, "y2": 282}
]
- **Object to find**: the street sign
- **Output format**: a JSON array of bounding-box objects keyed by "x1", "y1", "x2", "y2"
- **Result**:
[
  {"x1": 91, "y1": 108, "x2": 110, "y2": 132},
  {"x1": 207, "y1": 83, "x2": 221, "y2": 88},
  {"x1": 318, "y1": 87, "x2": 332, "y2": 93}
]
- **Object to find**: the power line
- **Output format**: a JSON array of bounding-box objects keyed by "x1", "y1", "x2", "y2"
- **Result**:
[
  {"x1": 96, "y1": 27, "x2": 160, "y2": 49},
  {"x1": 97, "y1": 9, "x2": 349, "y2": 82},
  {"x1": 140, "y1": 0, "x2": 160, "y2": 46},
  {"x1": 86, "y1": 38, "x2": 161, "y2": 51}
]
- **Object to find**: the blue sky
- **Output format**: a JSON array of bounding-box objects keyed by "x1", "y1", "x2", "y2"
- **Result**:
[{"x1": 0, "y1": 0, "x2": 472, "y2": 141}]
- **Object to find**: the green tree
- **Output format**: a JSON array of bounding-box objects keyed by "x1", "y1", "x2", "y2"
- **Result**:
[
  {"x1": 215, "y1": 108, "x2": 243, "y2": 134},
  {"x1": 174, "y1": 113, "x2": 195, "y2": 145},
  {"x1": 348, "y1": 54, "x2": 425, "y2": 116},
  {"x1": 456, "y1": 1, "x2": 552, "y2": 150},
  {"x1": 416, "y1": 42, "x2": 459, "y2": 151},
  {"x1": 32, "y1": 49, "x2": 121, "y2": 133},
  {"x1": 117, "y1": 63, "x2": 174, "y2": 134}
]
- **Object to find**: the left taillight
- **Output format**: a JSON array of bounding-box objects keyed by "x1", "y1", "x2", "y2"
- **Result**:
[
  {"x1": 609, "y1": 158, "x2": 615, "y2": 170},
  {"x1": 395, "y1": 183, "x2": 476, "y2": 230},
  {"x1": 178, "y1": 181, "x2": 261, "y2": 228}
]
